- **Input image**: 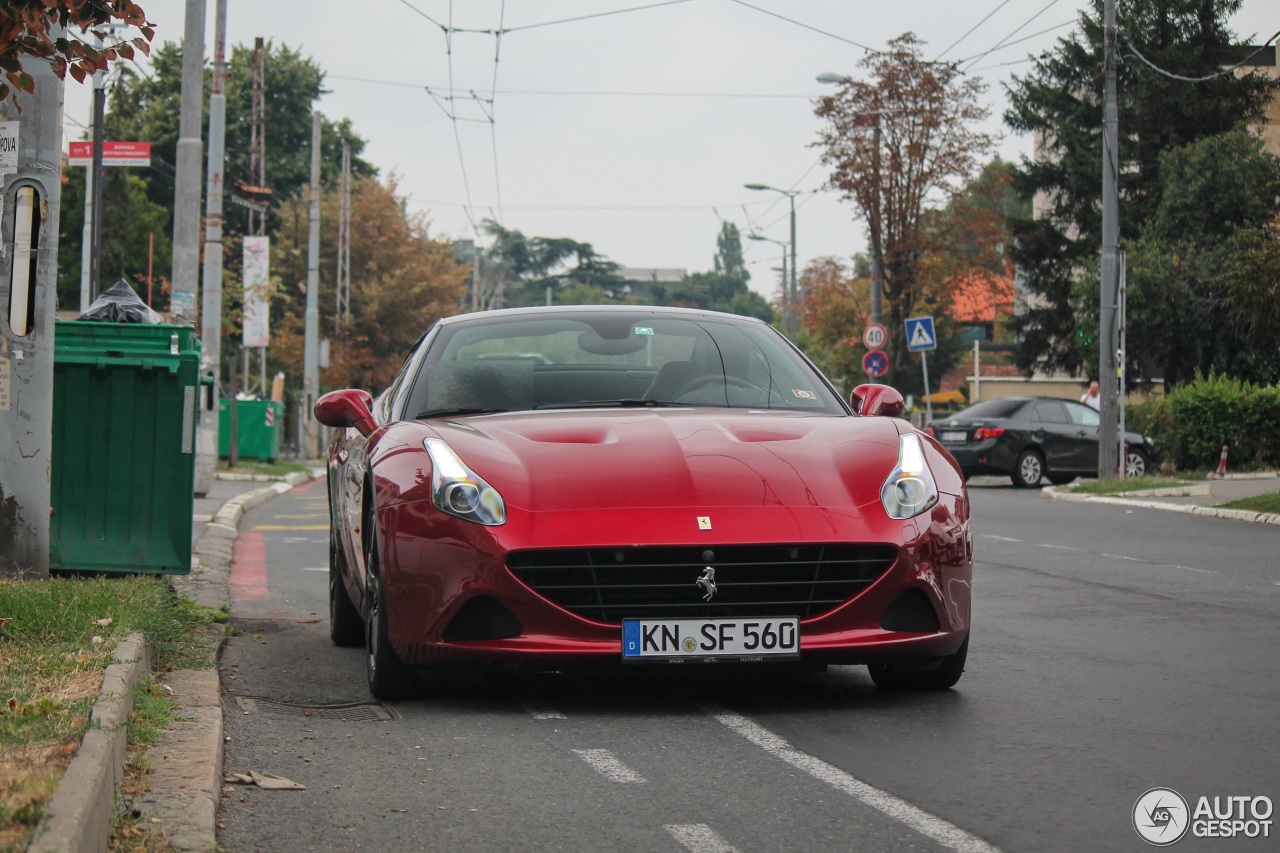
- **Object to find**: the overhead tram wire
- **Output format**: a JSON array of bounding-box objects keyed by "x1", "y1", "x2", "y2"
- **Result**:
[
  {"x1": 934, "y1": 0, "x2": 1016, "y2": 62},
  {"x1": 488, "y1": 0, "x2": 507, "y2": 226},
  {"x1": 958, "y1": 0, "x2": 1062, "y2": 72},
  {"x1": 1120, "y1": 29, "x2": 1280, "y2": 83},
  {"x1": 726, "y1": 0, "x2": 878, "y2": 54},
  {"x1": 445, "y1": 0, "x2": 479, "y2": 234},
  {"x1": 500, "y1": 0, "x2": 699, "y2": 34},
  {"x1": 327, "y1": 76, "x2": 817, "y2": 99},
  {"x1": 954, "y1": 20, "x2": 1076, "y2": 69}
]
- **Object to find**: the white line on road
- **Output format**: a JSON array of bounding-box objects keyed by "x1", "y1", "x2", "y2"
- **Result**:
[
  {"x1": 982, "y1": 535, "x2": 1022, "y2": 542},
  {"x1": 572, "y1": 749, "x2": 646, "y2": 784},
  {"x1": 300, "y1": 567, "x2": 328, "y2": 572},
  {"x1": 1039, "y1": 543, "x2": 1084, "y2": 552},
  {"x1": 707, "y1": 708, "x2": 1000, "y2": 853},
  {"x1": 523, "y1": 702, "x2": 566, "y2": 720},
  {"x1": 1102, "y1": 553, "x2": 1144, "y2": 562},
  {"x1": 665, "y1": 824, "x2": 741, "y2": 853},
  {"x1": 1174, "y1": 565, "x2": 1216, "y2": 575}
]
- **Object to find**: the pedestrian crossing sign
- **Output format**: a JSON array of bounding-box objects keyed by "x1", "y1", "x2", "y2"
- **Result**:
[{"x1": 905, "y1": 316, "x2": 937, "y2": 352}]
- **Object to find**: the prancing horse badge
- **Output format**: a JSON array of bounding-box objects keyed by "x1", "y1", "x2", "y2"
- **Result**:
[{"x1": 697, "y1": 516, "x2": 712, "y2": 530}]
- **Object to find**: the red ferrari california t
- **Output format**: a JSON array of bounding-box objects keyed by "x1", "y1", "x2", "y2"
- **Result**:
[{"x1": 314, "y1": 306, "x2": 972, "y2": 699}]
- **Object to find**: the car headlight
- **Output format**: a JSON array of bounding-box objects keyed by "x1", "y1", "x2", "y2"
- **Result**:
[
  {"x1": 880, "y1": 433, "x2": 939, "y2": 520},
  {"x1": 423, "y1": 438, "x2": 507, "y2": 525}
]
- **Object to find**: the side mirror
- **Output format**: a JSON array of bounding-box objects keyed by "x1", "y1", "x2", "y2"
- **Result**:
[
  {"x1": 850, "y1": 384, "x2": 905, "y2": 418},
  {"x1": 315, "y1": 389, "x2": 377, "y2": 437}
]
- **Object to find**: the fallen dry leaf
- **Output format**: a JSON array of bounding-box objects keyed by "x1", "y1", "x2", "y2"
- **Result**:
[{"x1": 94, "y1": 617, "x2": 113, "y2": 627}]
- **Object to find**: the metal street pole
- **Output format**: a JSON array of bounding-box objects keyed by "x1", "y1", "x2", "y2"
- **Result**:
[
  {"x1": 869, "y1": 115, "x2": 884, "y2": 326},
  {"x1": 0, "y1": 48, "x2": 64, "y2": 578},
  {"x1": 195, "y1": 0, "x2": 228, "y2": 495},
  {"x1": 1099, "y1": 0, "x2": 1120, "y2": 478},
  {"x1": 170, "y1": 0, "x2": 206, "y2": 325},
  {"x1": 303, "y1": 111, "x2": 322, "y2": 460},
  {"x1": 79, "y1": 27, "x2": 103, "y2": 311},
  {"x1": 89, "y1": 74, "x2": 105, "y2": 303},
  {"x1": 788, "y1": 192, "x2": 798, "y2": 342}
]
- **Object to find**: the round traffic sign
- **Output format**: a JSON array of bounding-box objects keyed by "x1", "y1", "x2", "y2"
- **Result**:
[
  {"x1": 862, "y1": 322, "x2": 887, "y2": 351},
  {"x1": 862, "y1": 350, "x2": 889, "y2": 377}
]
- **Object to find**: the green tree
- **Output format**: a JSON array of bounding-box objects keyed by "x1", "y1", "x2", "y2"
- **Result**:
[
  {"x1": 1003, "y1": 0, "x2": 1280, "y2": 382},
  {"x1": 477, "y1": 220, "x2": 626, "y2": 307},
  {"x1": 815, "y1": 33, "x2": 995, "y2": 387}
]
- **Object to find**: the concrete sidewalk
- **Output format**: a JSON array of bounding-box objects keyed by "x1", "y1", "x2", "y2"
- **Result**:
[
  {"x1": 29, "y1": 470, "x2": 318, "y2": 853},
  {"x1": 1041, "y1": 472, "x2": 1280, "y2": 525}
]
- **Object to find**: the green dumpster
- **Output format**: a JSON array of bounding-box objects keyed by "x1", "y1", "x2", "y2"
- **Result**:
[
  {"x1": 50, "y1": 321, "x2": 201, "y2": 575},
  {"x1": 218, "y1": 398, "x2": 284, "y2": 463}
]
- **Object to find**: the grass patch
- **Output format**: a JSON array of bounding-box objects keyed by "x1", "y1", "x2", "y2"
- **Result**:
[
  {"x1": 1065, "y1": 476, "x2": 1195, "y2": 495},
  {"x1": 218, "y1": 458, "x2": 307, "y2": 478},
  {"x1": 0, "y1": 575, "x2": 221, "y2": 851},
  {"x1": 1214, "y1": 492, "x2": 1280, "y2": 514}
]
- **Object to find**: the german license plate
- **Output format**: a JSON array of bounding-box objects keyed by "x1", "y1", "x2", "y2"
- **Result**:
[
  {"x1": 622, "y1": 617, "x2": 799, "y2": 662},
  {"x1": 941, "y1": 431, "x2": 968, "y2": 442}
]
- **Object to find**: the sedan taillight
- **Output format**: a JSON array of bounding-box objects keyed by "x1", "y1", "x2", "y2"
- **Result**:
[{"x1": 974, "y1": 427, "x2": 1004, "y2": 440}]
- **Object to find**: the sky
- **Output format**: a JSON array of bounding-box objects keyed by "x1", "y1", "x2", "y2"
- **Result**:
[{"x1": 61, "y1": 0, "x2": 1278, "y2": 300}]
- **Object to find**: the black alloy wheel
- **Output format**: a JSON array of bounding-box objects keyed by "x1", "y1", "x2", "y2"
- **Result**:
[
  {"x1": 868, "y1": 636, "x2": 968, "y2": 691},
  {"x1": 329, "y1": 527, "x2": 363, "y2": 647},
  {"x1": 362, "y1": 508, "x2": 420, "y2": 700}
]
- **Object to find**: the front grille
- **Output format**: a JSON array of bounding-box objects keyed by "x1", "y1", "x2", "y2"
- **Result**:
[{"x1": 507, "y1": 543, "x2": 897, "y2": 624}]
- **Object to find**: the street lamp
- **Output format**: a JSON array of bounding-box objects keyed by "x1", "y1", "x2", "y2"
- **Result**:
[
  {"x1": 816, "y1": 73, "x2": 884, "y2": 326},
  {"x1": 748, "y1": 234, "x2": 789, "y2": 338},
  {"x1": 744, "y1": 183, "x2": 799, "y2": 342}
]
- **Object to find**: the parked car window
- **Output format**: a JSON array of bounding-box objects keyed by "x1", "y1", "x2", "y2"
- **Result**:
[
  {"x1": 1063, "y1": 400, "x2": 1100, "y2": 427},
  {"x1": 1032, "y1": 400, "x2": 1068, "y2": 424},
  {"x1": 950, "y1": 398, "x2": 1026, "y2": 420}
]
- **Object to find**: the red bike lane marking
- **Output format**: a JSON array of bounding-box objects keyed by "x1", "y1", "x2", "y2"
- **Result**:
[
  {"x1": 292, "y1": 478, "x2": 323, "y2": 493},
  {"x1": 230, "y1": 533, "x2": 270, "y2": 601}
]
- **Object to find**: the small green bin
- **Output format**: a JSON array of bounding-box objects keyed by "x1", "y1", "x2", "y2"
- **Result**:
[
  {"x1": 218, "y1": 398, "x2": 284, "y2": 463},
  {"x1": 50, "y1": 321, "x2": 201, "y2": 575}
]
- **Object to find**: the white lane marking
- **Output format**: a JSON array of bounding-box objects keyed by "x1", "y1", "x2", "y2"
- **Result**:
[
  {"x1": 523, "y1": 702, "x2": 566, "y2": 720},
  {"x1": 1039, "y1": 544, "x2": 1083, "y2": 552},
  {"x1": 301, "y1": 567, "x2": 328, "y2": 572},
  {"x1": 982, "y1": 535, "x2": 1022, "y2": 543},
  {"x1": 1102, "y1": 553, "x2": 1143, "y2": 562},
  {"x1": 1173, "y1": 565, "x2": 1216, "y2": 575},
  {"x1": 665, "y1": 824, "x2": 740, "y2": 853},
  {"x1": 708, "y1": 709, "x2": 1000, "y2": 853},
  {"x1": 573, "y1": 749, "x2": 646, "y2": 784}
]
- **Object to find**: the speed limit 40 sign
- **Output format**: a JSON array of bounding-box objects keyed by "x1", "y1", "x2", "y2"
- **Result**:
[{"x1": 862, "y1": 323, "x2": 887, "y2": 351}]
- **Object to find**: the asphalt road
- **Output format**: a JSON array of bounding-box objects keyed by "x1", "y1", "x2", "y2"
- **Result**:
[{"x1": 216, "y1": 478, "x2": 1279, "y2": 852}]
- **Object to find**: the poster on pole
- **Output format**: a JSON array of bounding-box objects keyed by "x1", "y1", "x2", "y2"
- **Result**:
[{"x1": 242, "y1": 236, "x2": 271, "y2": 347}]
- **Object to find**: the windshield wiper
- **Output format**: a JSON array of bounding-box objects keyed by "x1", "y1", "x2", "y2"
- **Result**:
[
  {"x1": 535, "y1": 399, "x2": 684, "y2": 410},
  {"x1": 415, "y1": 407, "x2": 510, "y2": 419}
]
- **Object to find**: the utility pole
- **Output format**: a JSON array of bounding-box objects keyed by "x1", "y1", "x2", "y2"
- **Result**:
[
  {"x1": 0, "y1": 49, "x2": 64, "y2": 578},
  {"x1": 303, "y1": 111, "x2": 321, "y2": 460},
  {"x1": 868, "y1": 114, "x2": 884, "y2": 328},
  {"x1": 787, "y1": 191, "x2": 798, "y2": 343},
  {"x1": 79, "y1": 27, "x2": 104, "y2": 311},
  {"x1": 195, "y1": 0, "x2": 228, "y2": 496},
  {"x1": 335, "y1": 140, "x2": 351, "y2": 332},
  {"x1": 1099, "y1": 0, "x2": 1121, "y2": 478},
  {"x1": 170, "y1": 0, "x2": 206, "y2": 325},
  {"x1": 246, "y1": 37, "x2": 266, "y2": 394}
]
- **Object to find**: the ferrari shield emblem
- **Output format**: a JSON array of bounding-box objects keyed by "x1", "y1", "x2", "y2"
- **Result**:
[{"x1": 697, "y1": 516, "x2": 712, "y2": 530}]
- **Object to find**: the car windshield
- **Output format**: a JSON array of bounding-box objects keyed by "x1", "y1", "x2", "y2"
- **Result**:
[
  {"x1": 404, "y1": 311, "x2": 846, "y2": 417},
  {"x1": 949, "y1": 398, "x2": 1026, "y2": 420}
]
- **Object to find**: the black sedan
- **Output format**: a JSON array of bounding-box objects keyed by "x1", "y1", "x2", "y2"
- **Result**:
[{"x1": 925, "y1": 396, "x2": 1153, "y2": 487}]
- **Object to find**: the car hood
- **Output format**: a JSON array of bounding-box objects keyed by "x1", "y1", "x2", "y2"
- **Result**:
[{"x1": 414, "y1": 409, "x2": 904, "y2": 513}]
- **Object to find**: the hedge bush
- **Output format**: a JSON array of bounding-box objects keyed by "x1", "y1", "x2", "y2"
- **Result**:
[{"x1": 1132, "y1": 373, "x2": 1280, "y2": 471}]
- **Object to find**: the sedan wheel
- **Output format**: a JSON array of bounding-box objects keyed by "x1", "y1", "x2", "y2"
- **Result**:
[
  {"x1": 1012, "y1": 449, "x2": 1044, "y2": 488},
  {"x1": 1126, "y1": 448, "x2": 1149, "y2": 478},
  {"x1": 329, "y1": 529, "x2": 363, "y2": 648},
  {"x1": 363, "y1": 522, "x2": 420, "y2": 700}
]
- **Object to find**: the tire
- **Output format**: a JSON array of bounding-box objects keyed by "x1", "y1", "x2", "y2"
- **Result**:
[
  {"x1": 363, "y1": 514, "x2": 420, "y2": 700},
  {"x1": 329, "y1": 529, "x2": 363, "y2": 648},
  {"x1": 868, "y1": 636, "x2": 968, "y2": 691},
  {"x1": 1125, "y1": 448, "x2": 1149, "y2": 479},
  {"x1": 1012, "y1": 449, "x2": 1044, "y2": 488},
  {"x1": 1047, "y1": 473, "x2": 1076, "y2": 486}
]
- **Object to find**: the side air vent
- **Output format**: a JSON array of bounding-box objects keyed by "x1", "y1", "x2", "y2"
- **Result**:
[
  {"x1": 878, "y1": 588, "x2": 940, "y2": 633},
  {"x1": 442, "y1": 596, "x2": 523, "y2": 642}
]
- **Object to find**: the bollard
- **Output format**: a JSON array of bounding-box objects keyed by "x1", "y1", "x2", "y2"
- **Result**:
[{"x1": 1214, "y1": 444, "x2": 1229, "y2": 478}]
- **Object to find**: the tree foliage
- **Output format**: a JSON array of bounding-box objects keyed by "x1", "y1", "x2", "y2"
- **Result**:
[
  {"x1": 270, "y1": 175, "x2": 468, "y2": 393},
  {"x1": 815, "y1": 32, "x2": 995, "y2": 387},
  {"x1": 1003, "y1": 0, "x2": 1280, "y2": 383},
  {"x1": 0, "y1": 0, "x2": 152, "y2": 105},
  {"x1": 476, "y1": 219, "x2": 626, "y2": 308}
]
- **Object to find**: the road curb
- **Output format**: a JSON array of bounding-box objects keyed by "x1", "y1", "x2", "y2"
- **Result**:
[
  {"x1": 29, "y1": 634, "x2": 150, "y2": 853},
  {"x1": 31, "y1": 470, "x2": 314, "y2": 853},
  {"x1": 1042, "y1": 486, "x2": 1280, "y2": 525}
]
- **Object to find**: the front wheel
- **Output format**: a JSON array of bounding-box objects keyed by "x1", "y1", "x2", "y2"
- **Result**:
[
  {"x1": 1012, "y1": 450, "x2": 1044, "y2": 488},
  {"x1": 363, "y1": 520, "x2": 421, "y2": 700},
  {"x1": 329, "y1": 529, "x2": 363, "y2": 648},
  {"x1": 868, "y1": 636, "x2": 968, "y2": 691},
  {"x1": 1125, "y1": 448, "x2": 1149, "y2": 478}
]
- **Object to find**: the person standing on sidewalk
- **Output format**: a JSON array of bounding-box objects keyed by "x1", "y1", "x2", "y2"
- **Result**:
[{"x1": 1081, "y1": 380, "x2": 1100, "y2": 410}]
